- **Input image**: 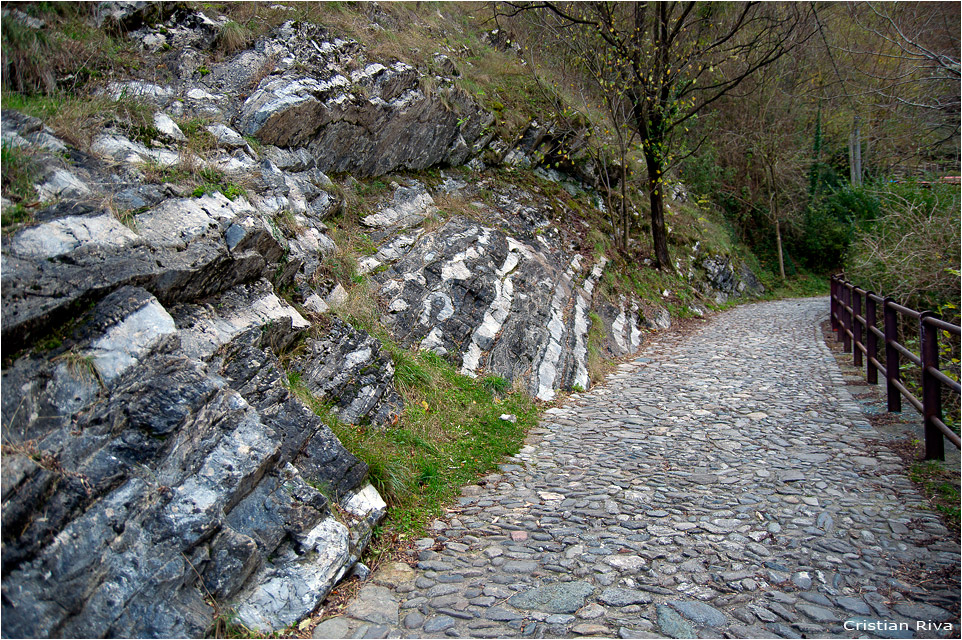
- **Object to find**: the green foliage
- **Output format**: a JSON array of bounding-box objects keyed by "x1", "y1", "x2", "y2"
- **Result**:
[
  {"x1": 287, "y1": 345, "x2": 539, "y2": 536},
  {"x1": 845, "y1": 182, "x2": 960, "y2": 312},
  {"x1": 481, "y1": 375, "x2": 510, "y2": 395},
  {"x1": 1, "y1": 143, "x2": 38, "y2": 203},
  {"x1": 758, "y1": 272, "x2": 829, "y2": 299},
  {"x1": 1, "y1": 147, "x2": 40, "y2": 228},
  {"x1": 390, "y1": 346, "x2": 432, "y2": 389},
  {"x1": 797, "y1": 185, "x2": 879, "y2": 272},
  {"x1": 190, "y1": 169, "x2": 247, "y2": 201},
  {"x1": 908, "y1": 460, "x2": 960, "y2": 532}
]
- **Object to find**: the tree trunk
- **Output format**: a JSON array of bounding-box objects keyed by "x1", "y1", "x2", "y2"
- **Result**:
[
  {"x1": 775, "y1": 218, "x2": 786, "y2": 280},
  {"x1": 621, "y1": 161, "x2": 629, "y2": 250},
  {"x1": 647, "y1": 166, "x2": 671, "y2": 269}
]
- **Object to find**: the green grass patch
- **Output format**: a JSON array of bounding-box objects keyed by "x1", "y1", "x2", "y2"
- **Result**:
[
  {"x1": 287, "y1": 344, "x2": 539, "y2": 539},
  {"x1": 1, "y1": 143, "x2": 38, "y2": 203},
  {"x1": 587, "y1": 310, "x2": 609, "y2": 383},
  {"x1": 908, "y1": 460, "x2": 961, "y2": 532},
  {"x1": 141, "y1": 163, "x2": 246, "y2": 201},
  {"x1": 1, "y1": 142, "x2": 40, "y2": 229},
  {"x1": 3, "y1": 90, "x2": 161, "y2": 152},
  {"x1": 758, "y1": 271, "x2": 829, "y2": 300}
]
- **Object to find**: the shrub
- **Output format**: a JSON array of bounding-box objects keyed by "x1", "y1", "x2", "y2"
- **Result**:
[
  {"x1": 845, "y1": 182, "x2": 960, "y2": 312},
  {"x1": 797, "y1": 185, "x2": 879, "y2": 273}
]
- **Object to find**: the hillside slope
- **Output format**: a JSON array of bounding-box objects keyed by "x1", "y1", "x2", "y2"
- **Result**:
[{"x1": 1, "y1": 3, "x2": 765, "y2": 636}]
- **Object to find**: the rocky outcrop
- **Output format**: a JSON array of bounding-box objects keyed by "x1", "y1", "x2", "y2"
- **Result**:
[
  {"x1": 112, "y1": 14, "x2": 492, "y2": 178},
  {"x1": 362, "y1": 179, "x2": 650, "y2": 401},
  {"x1": 1, "y1": 285, "x2": 385, "y2": 637},
  {"x1": 1, "y1": 5, "x2": 765, "y2": 637},
  {"x1": 698, "y1": 255, "x2": 766, "y2": 304},
  {"x1": 1, "y1": 78, "x2": 392, "y2": 635}
]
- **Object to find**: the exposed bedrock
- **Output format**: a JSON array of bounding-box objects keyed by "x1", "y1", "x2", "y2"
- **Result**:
[{"x1": 0, "y1": 5, "x2": 763, "y2": 637}]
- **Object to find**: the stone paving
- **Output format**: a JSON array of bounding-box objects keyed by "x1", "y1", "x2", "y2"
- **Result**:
[{"x1": 320, "y1": 298, "x2": 960, "y2": 639}]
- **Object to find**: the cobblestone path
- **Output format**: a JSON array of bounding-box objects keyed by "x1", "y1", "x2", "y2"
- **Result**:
[{"x1": 323, "y1": 298, "x2": 960, "y2": 639}]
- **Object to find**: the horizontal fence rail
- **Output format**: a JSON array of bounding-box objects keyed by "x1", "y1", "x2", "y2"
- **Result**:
[{"x1": 830, "y1": 276, "x2": 961, "y2": 460}]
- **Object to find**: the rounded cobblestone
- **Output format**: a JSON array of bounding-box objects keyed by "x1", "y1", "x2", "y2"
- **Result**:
[{"x1": 336, "y1": 299, "x2": 959, "y2": 638}]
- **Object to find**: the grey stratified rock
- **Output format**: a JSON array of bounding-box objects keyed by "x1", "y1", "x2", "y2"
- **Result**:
[
  {"x1": 345, "y1": 586, "x2": 400, "y2": 626},
  {"x1": 507, "y1": 581, "x2": 594, "y2": 613},
  {"x1": 599, "y1": 588, "x2": 653, "y2": 607},
  {"x1": 699, "y1": 255, "x2": 765, "y2": 304},
  {"x1": 1, "y1": 110, "x2": 68, "y2": 153},
  {"x1": 153, "y1": 112, "x2": 186, "y2": 142},
  {"x1": 290, "y1": 316, "x2": 403, "y2": 427},
  {"x1": 95, "y1": 1, "x2": 174, "y2": 32},
  {"x1": 237, "y1": 22, "x2": 491, "y2": 177},
  {"x1": 668, "y1": 601, "x2": 727, "y2": 628},
  {"x1": 656, "y1": 605, "x2": 697, "y2": 639},
  {"x1": 361, "y1": 183, "x2": 437, "y2": 231},
  {"x1": 1, "y1": 287, "x2": 385, "y2": 638},
  {"x1": 207, "y1": 123, "x2": 248, "y2": 148},
  {"x1": 2, "y1": 191, "x2": 286, "y2": 350},
  {"x1": 372, "y1": 212, "x2": 613, "y2": 400}
]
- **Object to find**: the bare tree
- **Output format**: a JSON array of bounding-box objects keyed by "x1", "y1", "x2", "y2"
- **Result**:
[
  {"x1": 501, "y1": 1, "x2": 814, "y2": 269},
  {"x1": 820, "y1": 2, "x2": 961, "y2": 175}
]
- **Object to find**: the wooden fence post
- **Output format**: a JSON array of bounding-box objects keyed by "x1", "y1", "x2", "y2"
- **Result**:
[
  {"x1": 842, "y1": 283, "x2": 852, "y2": 353},
  {"x1": 884, "y1": 297, "x2": 901, "y2": 413},
  {"x1": 920, "y1": 312, "x2": 945, "y2": 461},
  {"x1": 866, "y1": 293, "x2": 878, "y2": 385},
  {"x1": 853, "y1": 289, "x2": 862, "y2": 368}
]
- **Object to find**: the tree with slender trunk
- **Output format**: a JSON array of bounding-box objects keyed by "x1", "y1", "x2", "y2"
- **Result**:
[{"x1": 502, "y1": 1, "x2": 815, "y2": 269}]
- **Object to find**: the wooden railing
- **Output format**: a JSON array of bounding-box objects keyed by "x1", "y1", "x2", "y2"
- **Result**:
[{"x1": 830, "y1": 276, "x2": 961, "y2": 460}]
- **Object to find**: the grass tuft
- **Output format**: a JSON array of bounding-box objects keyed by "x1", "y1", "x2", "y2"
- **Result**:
[
  {"x1": 217, "y1": 21, "x2": 253, "y2": 55},
  {"x1": 287, "y1": 342, "x2": 539, "y2": 536},
  {"x1": 908, "y1": 460, "x2": 960, "y2": 532}
]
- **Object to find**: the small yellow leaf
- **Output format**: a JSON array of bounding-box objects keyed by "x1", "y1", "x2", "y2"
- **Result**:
[{"x1": 421, "y1": 400, "x2": 430, "y2": 411}]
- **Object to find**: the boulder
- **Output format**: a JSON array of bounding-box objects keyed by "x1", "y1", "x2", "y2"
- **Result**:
[{"x1": 700, "y1": 255, "x2": 765, "y2": 304}]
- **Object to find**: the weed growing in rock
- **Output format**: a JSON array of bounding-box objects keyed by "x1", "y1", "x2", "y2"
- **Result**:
[
  {"x1": 286, "y1": 344, "x2": 538, "y2": 537},
  {"x1": 271, "y1": 210, "x2": 301, "y2": 238},
  {"x1": 53, "y1": 349, "x2": 104, "y2": 388},
  {"x1": 217, "y1": 21, "x2": 252, "y2": 55},
  {"x1": 909, "y1": 460, "x2": 961, "y2": 531},
  {"x1": 1, "y1": 143, "x2": 39, "y2": 227}
]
